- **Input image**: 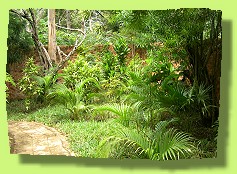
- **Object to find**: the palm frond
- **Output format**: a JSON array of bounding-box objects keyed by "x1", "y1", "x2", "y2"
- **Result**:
[
  {"x1": 95, "y1": 103, "x2": 134, "y2": 126},
  {"x1": 157, "y1": 128, "x2": 195, "y2": 160},
  {"x1": 98, "y1": 122, "x2": 196, "y2": 160},
  {"x1": 154, "y1": 118, "x2": 178, "y2": 133},
  {"x1": 74, "y1": 77, "x2": 100, "y2": 94},
  {"x1": 47, "y1": 77, "x2": 99, "y2": 120}
]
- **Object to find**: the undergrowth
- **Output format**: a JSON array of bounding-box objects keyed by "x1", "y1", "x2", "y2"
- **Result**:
[{"x1": 6, "y1": 100, "x2": 217, "y2": 159}]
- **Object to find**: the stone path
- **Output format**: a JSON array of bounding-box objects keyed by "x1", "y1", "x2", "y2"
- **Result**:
[{"x1": 8, "y1": 121, "x2": 75, "y2": 156}]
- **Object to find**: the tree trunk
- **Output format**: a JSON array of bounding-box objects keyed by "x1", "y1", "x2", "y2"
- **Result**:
[
  {"x1": 48, "y1": 9, "x2": 57, "y2": 64},
  {"x1": 186, "y1": 15, "x2": 221, "y2": 126},
  {"x1": 66, "y1": 10, "x2": 71, "y2": 28},
  {"x1": 89, "y1": 11, "x2": 93, "y2": 32},
  {"x1": 10, "y1": 9, "x2": 52, "y2": 70}
]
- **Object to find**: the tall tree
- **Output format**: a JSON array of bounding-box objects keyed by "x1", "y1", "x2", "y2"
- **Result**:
[
  {"x1": 10, "y1": 9, "x2": 52, "y2": 70},
  {"x1": 10, "y1": 8, "x2": 86, "y2": 81}
]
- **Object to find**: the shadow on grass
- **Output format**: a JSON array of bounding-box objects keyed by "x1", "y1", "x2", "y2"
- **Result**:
[{"x1": 18, "y1": 20, "x2": 232, "y2": 170}]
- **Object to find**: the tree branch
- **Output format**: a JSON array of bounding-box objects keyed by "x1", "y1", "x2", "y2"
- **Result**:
[
  {"x1": 50, "y1": 28, "x2": 86, "y2": 81},
  {"x1": 55, "y1": 24, "x2": 85, "y2": 34}
]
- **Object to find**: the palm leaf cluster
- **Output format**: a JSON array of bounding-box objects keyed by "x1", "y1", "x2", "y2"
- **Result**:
[
  {"x1": 98, "y1": 118, "x2": 196, "y2": 160},
  {"x1": 47, "y1": 77, "x2": 99, "y2": 120}
]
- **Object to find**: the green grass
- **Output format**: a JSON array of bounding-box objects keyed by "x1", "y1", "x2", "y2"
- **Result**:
[
  {"x1": 55, "y1": 119, "x2": 120, "y2": 157},
  {"x1": 7, "y1": 100, "x2": 71, "y2": 126},
  {"x1": 6, "y1": 100, "x2": 120, "y2": 158}
]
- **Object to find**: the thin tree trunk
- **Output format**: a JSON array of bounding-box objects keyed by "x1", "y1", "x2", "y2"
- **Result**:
[
  {"x1": 66, "y1": 10, "x2": 71, "y2": 28},
  {"x1": 10, "y1": 9, "x2": 52, "y2": 70},
  {"x1": 48, "y1": 9, "x2": 57, "y2": 64},
  {"x1": 89, "y1": 11, "x2": 93, "y2": 32}
]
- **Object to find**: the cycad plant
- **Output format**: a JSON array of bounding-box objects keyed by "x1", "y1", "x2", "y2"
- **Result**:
[
  {"x1": 97, "y1": 118, "x2": 196, "y2": 160},
  {"x1": 47, "y1": 77, "x2": 100, "y2": 120}
]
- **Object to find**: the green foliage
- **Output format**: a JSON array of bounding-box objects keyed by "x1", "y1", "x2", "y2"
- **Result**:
[
  {"x1": 124, "y1": 68, "x2": 177, "y2": 129},
  {"x1": 160, "y1": 81, "x2": 213, "y2": 117},
  {"x1": 7, "y1": 12, "x2": 33, "y2": 68},
  {"x1": 143, "y1": 50, "x2": 181, "y2": 84},
  {"x1": 62, "y1": 55, "x2": 101, "y2": 91},
  {"x1": 47, "y1": 77, "x2": 100, "y2": 120},
  {"x1": 18, "y1": 58, "x2": 60, "y2": 105},
  {"x1": 7, "y1": 100, "x2": 67, "y2": 122},
  {"x1": 6, "y1": 72, "x2": 16, "y2": 86},
  {"x1": 37, "y1": 18, "x2": 48, "y2": 45},
  {"x1": 101, "y1": 51, "x2": 117, "y2": 79},
  {"x1": 100, "y1": 74, "x2": 128, "y2": 103},
  {"x1": 6, "y1": 72, "x2": 16, "y2": 101},
  {"x1": 81, "y1": 32, "x2": 112, "y2": 50},
  {"x1": 18, "y1": 58, "x2": 43, "y2": 109},
  {"x1": 95, "y1": 103, "x2": 134, "y2": 127},
  {"x1": 32, "y1": 74, "x2": 59, "y2": 103},
  {"x1": 114, "y1": 37, "x2": 130, "y2": 64},
  {"x1": 98, "y1": 118, "x2": 196, "y2": 160},
  {"x1": 56, "y1": 30, "x2": 78, "y2": 46},
  {"x1": 7, "y1": 9, "x2": 218, "y2": 160},
  {"x1": 56, "y1": 119, "x2": 120, "y2": 158}
]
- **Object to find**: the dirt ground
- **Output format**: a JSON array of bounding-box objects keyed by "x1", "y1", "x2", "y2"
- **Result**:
[{"x1": 8, "y1": 121, "x2": 75, "y2": 156}]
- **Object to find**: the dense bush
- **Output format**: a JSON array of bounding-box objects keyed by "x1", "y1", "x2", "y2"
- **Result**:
[
  {"x1": 62, "y1": 55, "x2": 102, "y2": 90},
  {"x1": 18, "y1": 58, "x2": 43, "y2": 109},
  {"x1": 7, "y1": 12, "x2": 33, "y2": 71}
]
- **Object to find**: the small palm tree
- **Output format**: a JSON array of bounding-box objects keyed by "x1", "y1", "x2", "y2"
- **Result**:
[
  {"x1": 33, "y1": 74, "x2": 59, "y2": 103},
  {"x1": 47, "y1": 77, "x2": 100, "y2": 120},
  {"x1": 97, "y1": 118, "x2": 196, "y2": 160}
]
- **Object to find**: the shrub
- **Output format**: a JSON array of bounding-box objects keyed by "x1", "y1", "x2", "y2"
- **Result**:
[
  {"x1": 6, "y1": 72, "x2": 16, "y2": 102},
  {"x1": 62, "y1": 55, "x2": 102, "y2": 92},
  {"x1": 18, "y1": 58, "x2": 43, "y2": 109}
]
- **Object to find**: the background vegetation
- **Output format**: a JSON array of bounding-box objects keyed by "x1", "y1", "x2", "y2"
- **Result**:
[{"x1": 6, "y1": 8, "x2": 221, "y2": 160}]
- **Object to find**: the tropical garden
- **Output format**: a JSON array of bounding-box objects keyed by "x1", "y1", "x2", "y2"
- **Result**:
[{"x1": 6, "y1": 8, "x2": 222, "y2": 160}]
